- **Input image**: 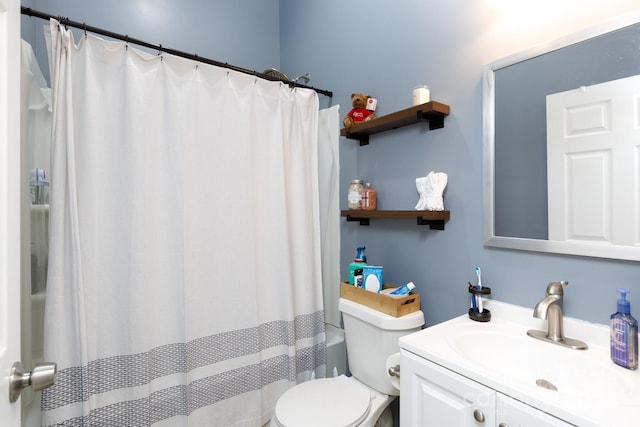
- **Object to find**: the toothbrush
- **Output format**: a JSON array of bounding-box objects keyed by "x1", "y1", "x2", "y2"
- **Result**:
[
  {"x1": 468, "y1": 282, "x2": 478, "y2": 312},
  {"x1": 475, "y1": 267, "x2": 483, "y2": 313}
]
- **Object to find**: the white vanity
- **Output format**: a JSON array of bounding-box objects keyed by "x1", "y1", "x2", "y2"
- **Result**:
[{"x1": 399, "y1": 300, "x2": 640, "y2": 426}]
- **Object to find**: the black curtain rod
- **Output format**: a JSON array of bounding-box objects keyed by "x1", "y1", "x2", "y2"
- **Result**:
[{"x1": 21, "y1": 6, "x2": 333, "y2": 98}]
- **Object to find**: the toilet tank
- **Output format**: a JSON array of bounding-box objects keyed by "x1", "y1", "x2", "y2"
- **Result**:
[{"x1": 338, "y1": 298, "x2": 424, "y2": 396}]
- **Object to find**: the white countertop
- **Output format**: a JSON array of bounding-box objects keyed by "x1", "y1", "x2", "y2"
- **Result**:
[{"x1": 399, "y1": 299, "x2": 640, "y2": 427}]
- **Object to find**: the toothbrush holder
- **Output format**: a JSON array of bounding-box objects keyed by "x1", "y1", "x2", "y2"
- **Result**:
[{"x1": 468, "y1": 283, "x2": 491, "y2": 322}]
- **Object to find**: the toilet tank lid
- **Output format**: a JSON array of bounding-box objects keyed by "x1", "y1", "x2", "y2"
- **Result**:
[{"x1": 339, "y1": 298, "x2": 425, "y2": 330}]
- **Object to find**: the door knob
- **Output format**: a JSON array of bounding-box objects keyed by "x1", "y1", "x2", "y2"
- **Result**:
[
  {"x1": 9, "y1": 361, "x2": 57, "y2": 403},
  {"x1": 473, "y1": 409, "x2": 485, "y2": 423}
]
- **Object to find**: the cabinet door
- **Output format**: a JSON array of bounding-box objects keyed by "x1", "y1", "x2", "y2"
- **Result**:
[
  {"x1": 496, "y1": 393, "x2": 574, "y2": 427},
  {"x1": 400, "y1": 350, "x2": 495, "y2": 427}
]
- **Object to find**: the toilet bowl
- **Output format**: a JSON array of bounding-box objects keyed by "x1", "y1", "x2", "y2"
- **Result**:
[{"x1": 270, "y1": 298, "x2": 424, "y2": 427}]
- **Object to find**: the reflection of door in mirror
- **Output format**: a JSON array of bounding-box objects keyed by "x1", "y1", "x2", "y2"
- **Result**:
[{"x1": 546, "y1": 74, "x2": 640, "y2": 246}]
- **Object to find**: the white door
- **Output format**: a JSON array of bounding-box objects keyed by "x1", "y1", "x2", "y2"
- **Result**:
[
  {"x1": 1, "y1": 0, "x2": 23, "y2": 424},
  {"x1": 547, "y1": 74, "x2": 640, "y2": 246}
]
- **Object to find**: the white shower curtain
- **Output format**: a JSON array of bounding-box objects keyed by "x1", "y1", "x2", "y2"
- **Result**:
[{"x1": 42, "y1": 20, "x2": 326, "y2": 426}]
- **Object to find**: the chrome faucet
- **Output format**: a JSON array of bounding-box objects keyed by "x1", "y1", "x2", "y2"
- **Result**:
[{"x1": 526, "y1": 281, "x2": 588, "y2": 350}]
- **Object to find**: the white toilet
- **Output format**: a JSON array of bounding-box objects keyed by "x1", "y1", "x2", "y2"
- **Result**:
[{"x1": 271, "y1": 297, "x2": 425, "y2": 427}]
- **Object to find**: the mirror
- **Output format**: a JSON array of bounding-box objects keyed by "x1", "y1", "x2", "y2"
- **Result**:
[{"x1": 483, "y1": 10, "x2": 640, "y2": 261}]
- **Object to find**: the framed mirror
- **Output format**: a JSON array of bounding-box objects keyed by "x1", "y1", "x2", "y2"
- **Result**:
[{"x1": 483, "y1": 10, "x2": 640, "y2": 261}]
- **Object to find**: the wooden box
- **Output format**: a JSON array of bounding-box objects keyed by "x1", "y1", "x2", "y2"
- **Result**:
[{"x1": 340, "y1": 282, "x2": 421, "y2": 317}]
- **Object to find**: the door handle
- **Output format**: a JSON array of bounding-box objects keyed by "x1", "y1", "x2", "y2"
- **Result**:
[{"x1": 9, "y1": 361, "x2": 57, "y2": 403}]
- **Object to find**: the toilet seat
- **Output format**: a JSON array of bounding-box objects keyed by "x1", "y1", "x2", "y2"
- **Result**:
[{"x1": 273, "y1": 376, "x2": 371, "y2": 427}]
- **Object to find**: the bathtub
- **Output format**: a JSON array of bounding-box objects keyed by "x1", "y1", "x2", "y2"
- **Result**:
[{"x1": 325, "y1": 323, "x2": 346, "y2": 376}]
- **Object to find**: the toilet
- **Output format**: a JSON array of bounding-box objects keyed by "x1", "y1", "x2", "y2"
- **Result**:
[{"x1": 271, "y1": 298, "x2": 424, "y2": 427}]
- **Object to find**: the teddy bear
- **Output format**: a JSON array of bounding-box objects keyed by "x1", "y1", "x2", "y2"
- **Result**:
[{"x1": 343, "y1": 93, "x2": 376, "y2": 128}]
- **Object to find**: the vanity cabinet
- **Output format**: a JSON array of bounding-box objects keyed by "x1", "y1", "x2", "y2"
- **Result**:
[
  {"x1": 401, "y1": 349, "x2": 495, "y2": 426},
  {"x1": 496, "y1": 393, "x2": 572, "y2": 427},
  {"x1": 400, "y1": 350, "x2": 573, "y2": 427}
]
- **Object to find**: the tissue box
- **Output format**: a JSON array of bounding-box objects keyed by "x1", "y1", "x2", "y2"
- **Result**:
[
  {"x1": 363, "y1": 266, "x2": 383, "y2": 293},
  {"x1": 340, "y1": 282, "x2": 420, "y2": 317}
]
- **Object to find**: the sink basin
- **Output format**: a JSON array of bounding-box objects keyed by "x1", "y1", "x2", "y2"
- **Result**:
[
  {"x1": 399, "y1": 300, "x2": 640, "y2": 426},
  {"x1": 449, "y1": 329, "x2": 636, "y2": 400}
]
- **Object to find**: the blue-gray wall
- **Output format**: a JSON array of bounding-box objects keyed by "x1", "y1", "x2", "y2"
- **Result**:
[
  {"x1": 21, "y1": 0, "x2": 280, "y2": 84},
  {"x1": 280, "y1": 0, "x2": 640, "y2": 327},
  {"x1": 22, "y1": 1, "x2": 640, "y2": 327}
]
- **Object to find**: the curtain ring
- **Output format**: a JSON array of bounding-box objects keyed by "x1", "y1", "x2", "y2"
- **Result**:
[
  {"x1": 57, "y1": 17, "x2": 67, "y2": 30},
  {"x1": 83, "y1": 23, "x2": 87, "y2": 39}
]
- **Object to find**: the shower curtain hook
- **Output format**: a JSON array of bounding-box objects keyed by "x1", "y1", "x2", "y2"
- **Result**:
[
  {"x1": 57, "y1": 16, "x2": 66, "y2": 30},
  {"x1": 82, "y1": 23, "x2": 87, "y2": 38}
]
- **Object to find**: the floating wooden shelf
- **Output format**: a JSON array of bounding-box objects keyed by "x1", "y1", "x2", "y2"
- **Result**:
[
  {"x1": 341, "y1": 209, "x2": 450, "y2": 229},
  {"x1": 340, "y1": 101, "x2": 450, "y2": 145}
]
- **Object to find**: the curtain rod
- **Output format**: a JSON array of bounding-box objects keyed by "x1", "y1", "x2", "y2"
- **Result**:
[{"x1": 21, "y1": 6, "x2": 333, "y2": 98}]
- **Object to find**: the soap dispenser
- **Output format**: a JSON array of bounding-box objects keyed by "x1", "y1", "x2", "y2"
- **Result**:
[{"x1": 610, "y1": 289, "x2": 638, "y2": 370}]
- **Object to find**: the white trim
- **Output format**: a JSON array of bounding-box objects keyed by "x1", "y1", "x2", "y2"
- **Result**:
[{"x1": 0, "y1": 0, "x2": 22, "y2": 422}]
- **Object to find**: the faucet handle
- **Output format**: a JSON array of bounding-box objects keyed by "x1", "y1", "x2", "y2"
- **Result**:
[{"x1": 546, "y1": 281, "x2": 568, "y2": 295}]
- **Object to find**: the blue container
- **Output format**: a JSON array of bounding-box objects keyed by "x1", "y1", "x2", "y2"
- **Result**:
[{"x1": 362, "y1": 266, "x2": 383, "y2": 293}]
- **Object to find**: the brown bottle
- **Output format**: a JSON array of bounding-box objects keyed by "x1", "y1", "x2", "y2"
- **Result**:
[{"x1": 361, "y1": 182, "x2": 377, "y2": 210}]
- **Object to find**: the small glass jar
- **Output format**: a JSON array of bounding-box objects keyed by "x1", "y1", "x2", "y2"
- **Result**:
[
  {"x1": 348, "y1": 179, "x2": 363, "y2": 210},
  {"x1": 361, "y1": 182, "x2": 377, "y2": 210}
]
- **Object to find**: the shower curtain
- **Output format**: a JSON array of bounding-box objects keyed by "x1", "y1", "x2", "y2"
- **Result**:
[{"x1": 42, "y1": 20, "x2": 328, "y2": 426}]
